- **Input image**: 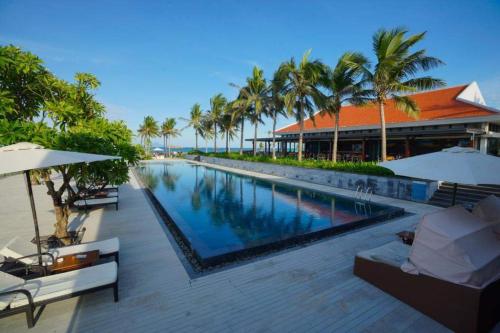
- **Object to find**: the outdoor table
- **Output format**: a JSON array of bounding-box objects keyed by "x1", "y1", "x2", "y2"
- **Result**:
[{"x1": 47, "y1": 250, "x2": 99, "y2": 274}]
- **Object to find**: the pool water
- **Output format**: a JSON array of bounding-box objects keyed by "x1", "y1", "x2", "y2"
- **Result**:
[{"x1": 136, "y1": 161, "x2": 404, "y2": 268}]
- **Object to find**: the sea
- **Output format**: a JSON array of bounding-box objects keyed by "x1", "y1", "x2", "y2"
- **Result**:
[{"x1": 151, "y1": 147, "x2": 252, "y2": 154}]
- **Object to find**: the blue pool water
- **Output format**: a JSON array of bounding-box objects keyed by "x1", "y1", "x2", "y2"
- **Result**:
[{"x1": 136, "y1": 161, "x2": 404, "y2": 267}]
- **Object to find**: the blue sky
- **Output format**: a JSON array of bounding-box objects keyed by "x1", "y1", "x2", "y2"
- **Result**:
[{"x1": 1, "y1": 0, "x2": 500, "y2": 147}]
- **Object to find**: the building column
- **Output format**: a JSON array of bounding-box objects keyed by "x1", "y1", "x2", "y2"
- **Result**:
[
  {"x1": 361, "y1": 139, "x2": 366, "y2": 161},
  {"x1": 479, "y1": 123, "x2": 489, "y2": 153},
  {"x1": 404, "y1": 137, "x2": 411, "y2": 157}
]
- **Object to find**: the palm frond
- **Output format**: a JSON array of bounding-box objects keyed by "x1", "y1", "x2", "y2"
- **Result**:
[{"x1": 392, "y1": 95, "x2": 420, "y2": 119}]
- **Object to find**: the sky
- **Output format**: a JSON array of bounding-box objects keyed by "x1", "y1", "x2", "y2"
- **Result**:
[{"x1": 1, "y1": 0, "x2": 500, "y2": 148}]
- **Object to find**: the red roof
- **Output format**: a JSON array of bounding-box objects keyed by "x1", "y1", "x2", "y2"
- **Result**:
[{"x1": 276, "y1": 85, "x2": 497, "y2": 133}]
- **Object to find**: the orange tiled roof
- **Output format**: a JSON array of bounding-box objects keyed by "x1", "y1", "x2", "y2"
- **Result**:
[{"x1": 276, "y1": 85, "x2": 497, "y2": 133}]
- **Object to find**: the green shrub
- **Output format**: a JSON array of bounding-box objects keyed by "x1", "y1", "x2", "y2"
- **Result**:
[{"x1": 186, "y1": 151, "x2": 394, "y2": 176}]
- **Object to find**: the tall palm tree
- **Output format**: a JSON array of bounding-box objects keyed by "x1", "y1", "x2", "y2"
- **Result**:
[
  {"x1": 229, "y1": 84, "x2": 250, "y2": 156},
  {"x1": 137, "y1": 115, "x2": 160, "y2": 155},
  {"x1": 181, "y1": 103, "x2": 203, "y2": 150},
  {"x1": 365, "y1": 28, "x2": 445, "y2": 161},
  {"x1": 161, "y1": 117, "x2": 181, "y2": 157},
  {"x1": 320, "y1": 52, "x2": 370, "y2": 162},
  {"x1": 269, "y1": 71, "x2": 288, "y2": 160},
  {"x1": 220, "y1": 102, "x2": 239, "y2": 153},
  {"x1": 200, "y1": 113, "x2": 214, "y2": 153},
  {"x1": 277, "y1": 50, "x2": 324, "y2": 161},
  {"x1": 237, "y1": 66, "x2": 269, "y2": 156},
  {"x1": 206, "y1": 93, "x2": 227, "y2": 153}
]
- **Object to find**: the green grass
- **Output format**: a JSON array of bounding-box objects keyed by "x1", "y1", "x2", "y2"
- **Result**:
[{"x1": 187, "y1": 150, "x2": 394, "y2": 176}]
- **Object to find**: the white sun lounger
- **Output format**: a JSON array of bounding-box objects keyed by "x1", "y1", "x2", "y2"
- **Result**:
[
  {"x1": 0, "y1": 262, "x2": 118, "y2": 328},
  {"x1": 0, "y1": 237, "x2": 120, "y2": 266},
  {"x1": 73, "y1": 196, "x2": 119, "y2": 211}
]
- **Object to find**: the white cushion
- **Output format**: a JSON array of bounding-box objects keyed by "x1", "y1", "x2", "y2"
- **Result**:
[
  {"x1": 472, "y1": 195, "x2": 500, "y2": 223},
  {"x1": 73, "y1": 197, "x2": 117, "y2": 207},
  {"x1": 10, "y1": 262, "x2": 117, "y2": 308},
  {"x1": 0, "y1": 237, "x2": 40, "y2": 265},
  {"x1": 0, "y1": 271, "x2": 25, "y2": 310},
  {"x1": 356, "y1": 241, "x2": 410, "y2": 267},
  {"x1": 49, "y1": 238, "x2": 119, "y2": 258},
  {"x1": 1, "y1": 237, "x2": 119, "y2": 266}
]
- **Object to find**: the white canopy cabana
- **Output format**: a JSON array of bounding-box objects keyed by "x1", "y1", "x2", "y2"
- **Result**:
[
  {"x1": 401, "y1": 206, "x2": 500, "y2": 288},
  {"x1": 0, "y1": 142, "x2": 119, "y2": 267},
  {"x1": 379, "y1": 146, "x2": 500, "y2": 205}
]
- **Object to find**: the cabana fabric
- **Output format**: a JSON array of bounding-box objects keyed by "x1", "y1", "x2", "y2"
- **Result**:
[
  {"x1": 402, "y1": 206, "x2": 500, "y2": 288},
  {"x1": 472, "y1": 195, "x2": 500, "y2": 223}
]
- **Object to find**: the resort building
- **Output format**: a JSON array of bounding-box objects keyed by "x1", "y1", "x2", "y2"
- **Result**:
[{"x1": 254, "y1": 82, "x2": 500, "y2": 160}]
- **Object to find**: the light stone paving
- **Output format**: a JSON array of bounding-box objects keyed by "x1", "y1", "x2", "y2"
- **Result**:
[{"x1": 0, "y1": 161, "x2": 450, "y2": 333}]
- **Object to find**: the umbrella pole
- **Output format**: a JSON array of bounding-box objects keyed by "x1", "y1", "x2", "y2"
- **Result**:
[
  {"x1": 451, "y1": 183, "x2": 458, "y2": 206},
  {"x1": 24, "y1": 170, "x2": 43, "y2": 267}
]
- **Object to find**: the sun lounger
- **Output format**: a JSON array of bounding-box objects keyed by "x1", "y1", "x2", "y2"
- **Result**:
[
  {"x1": 73, "y1": 196, "x2": 118, "y2": 211},
  {"x1": 353, "y1": 241, "x2": 500, "y2": 333},
  {"x1": 354, "y1": 205, "x2": 500, "y2": 333},
  {"x1": 0, "y1": 262, "x2": 118, "y2": 328},
  {"x1": 1, "y1": 237, "x2": 120, "y2": 266}
]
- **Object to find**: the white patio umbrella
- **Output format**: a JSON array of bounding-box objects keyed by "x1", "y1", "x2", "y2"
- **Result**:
[
  {"x1": 0, "y1": 142, "x2": 120, "y2": 267},
  {"x1": 379, "y1": 146, "x2": 500, "y2": 205}
]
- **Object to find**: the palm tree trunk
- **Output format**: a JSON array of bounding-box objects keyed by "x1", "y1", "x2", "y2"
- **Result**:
[
  {"x1": 205, "y1": 138, "x2": 208, "y2": 153},
  {"x1": 378, "y1": 101, "x2": 387, "y2": 161},
  {"x1": 239, "y1": 118, "x2": 244, "y2": 155},
  {"x1": 164, "y1": 135, "x2": 167, "y2": 158},
  {"x1": 253, "y1": 122, "x2": 258, "y2": 156},
  {"x1": 297, "y1": 104, "x2": 304, "y2": 161},
  {"x1": 169, "y1": 135, "x2": 172, "y2": 157},
  {"x1": 195, "y1": 132, "x2": 198, "y2": 151},
  {"x1": 226, "y1": 131, "x2": 229, "y2": 153},
  {"x1": 272, "y1": 115, "x2": 277, "y2": 160},
  {"x1": 214, "y1": 124, "x2": 217, "y2": 153},
  {"x1": 332, "y1": 112, "x2": 339, "y2": 162}
]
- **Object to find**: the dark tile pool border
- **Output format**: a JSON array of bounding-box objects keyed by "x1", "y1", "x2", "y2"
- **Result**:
[{"x1": 133, "y1": 165, "x2": 405, "y2": 271}]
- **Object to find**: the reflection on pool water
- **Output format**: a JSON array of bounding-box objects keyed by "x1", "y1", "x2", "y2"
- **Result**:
[{"x1": 136, "y1": 161, "x2": 404, "y2": 268}]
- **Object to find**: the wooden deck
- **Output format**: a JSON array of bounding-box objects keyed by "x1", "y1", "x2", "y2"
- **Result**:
[{"x1": 0, "y1": 165, "x2": 451, "y2": 333}]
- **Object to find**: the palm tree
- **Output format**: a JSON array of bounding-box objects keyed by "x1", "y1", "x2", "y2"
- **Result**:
[
  {"x1": 220, "y1": 102, "x2": 239, "y2": 153},
  {"x1": 206, "y1": 94, "x2": 227, "y2": 153},
  {"x1": 200, "y1": 113, "x2": 214, "y2": 153},
  {"x1": 229, "y1": 84, "x2": 250, "y2": 156},
  {"x1": 137, "y1": 115, "x2": 160, "y2": 156},
  {"x1": 237, "y1": 66, "x2": 269, "y2": 156},
  {"x1": 365, "y1": 28, "x2": 445, "y2": 161},
  {"x1": 181, "y1": 103, "x2": 203, "y2": 150},
  {"x1": 161, "y1": 117, "x2": 181, "y2": 157},
  {"x1": 277, "y1": 50, "x2": 324, "y2": 161},
  {"x1": 269, "y1": 71, "x2": 288, "y2": 159},
  {"x1": 320, "y1": 52, "x2": 370, "y2": 162}
]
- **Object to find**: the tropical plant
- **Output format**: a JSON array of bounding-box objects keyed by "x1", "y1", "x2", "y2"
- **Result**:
[
  {"x1": 236, "y1": 66, "x2": 269, "y2": 156},
  {"x1": 364, "y1": 28, "x2": 445, "y2": 161},
  {"x1": 181, "y1": 103, "x2": 204, "y2": 150},
  {"x1": 161, "y1": 117, "x2": 181, "y2": 157},
  {"x1": 206, "y1": 93, "x2": 227, "y2": 152},
  {"x1": 228, "y1": 84, "x2": 250, "y2": 155},
  {"x1": 277, "y1": 50, "x2": 324, "y2": 161},
  {"x1": 137, "y1": 115, "x2": 160, "y2": 155},
  {"x1": 269, "y1": 71, "x2": 288, "y2": 159},
  {"x1": 219, "y1": 102, "x2": 239, "y2": 153},
  {"x1": 200, "y1": 113, "x2": 214, "y2": 153},
  {"x1": 320, "y1": 52, "x2": 370, "y2": 162}
]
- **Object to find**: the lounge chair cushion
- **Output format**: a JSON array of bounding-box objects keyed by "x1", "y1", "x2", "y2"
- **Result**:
[
  {"x1": 472, "y1": 195, "x2": 500, "y2": 223},
  {"x1": 0, "y1": 237, "x2": 42, "y2": 265},
  {"x1": 0, "y1": 271, "x2": 25, "y2": 310},
  {"x1": 356, "y1": 241, "x2": 410, "y2": 267},
  {"x1": 10, "y1": 262, "x2": 117, "y2": 308},
  {"x1": 73, "y1": 197, "x2": 118, "y2": 207},
  {"x1": 49, "y1": 237, "x2": 119, "y2": 259},
  {"x1": 1, "y1": 237, "x2": 120, "y2": 266}
]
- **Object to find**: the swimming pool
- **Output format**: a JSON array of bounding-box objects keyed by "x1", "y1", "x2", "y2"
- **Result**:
[{"x1": 136, "y1": 161, "x2": 404, "y2": 269}]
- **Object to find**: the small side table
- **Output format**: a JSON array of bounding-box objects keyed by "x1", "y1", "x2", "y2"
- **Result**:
[{"x1": 48, "y1": 250, "x2": 99, "y2": 274}]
